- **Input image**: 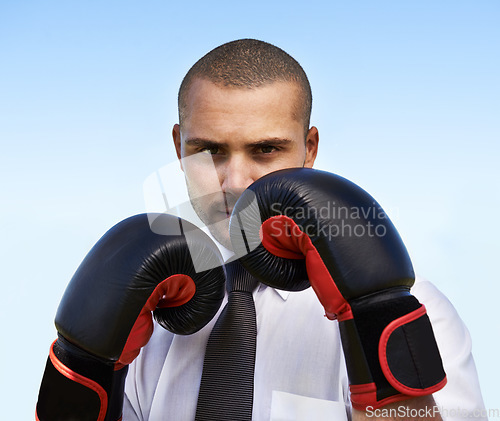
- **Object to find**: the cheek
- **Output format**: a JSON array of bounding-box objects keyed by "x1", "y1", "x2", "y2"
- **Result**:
[
  {"x1": 183, "y1": 157, "x2": 222, "y2": 192},
  {"x1": 183, "y1": 160, "x2": 225, "y2": 212},
  {"x1": 184, "y1": 166, "x2": 206, "y2": 193},
  {"x1": 264, "y1": 147, "x2": 307, "y2": 173}
]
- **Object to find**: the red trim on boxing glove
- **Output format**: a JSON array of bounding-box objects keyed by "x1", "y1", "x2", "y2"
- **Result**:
[
  {"x1": 349, "y1": 383, "x2": 422, "y2": 411},
  {"x1": 260, "y1": 215, "x2": 353, "y2": 321},
  {"x1": 48, "y1": 340, "x2": 108, "y2": 421},
  {"x1": 116, "y1": 274, "x2": 196, "y2": 369}
]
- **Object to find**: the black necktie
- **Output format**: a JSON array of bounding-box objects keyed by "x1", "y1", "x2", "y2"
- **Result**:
[{"x1": 195, "y1": 260, "x2": 259, "y2": 421}]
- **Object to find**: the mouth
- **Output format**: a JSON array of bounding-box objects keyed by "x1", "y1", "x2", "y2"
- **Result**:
[
  {"x1": 214, "y1": 208, "x2": 232, "y2": 220},
  {"x1": 214, "y1": 194, "x2": 238, "y2": 220},
  {"x1": 212, "y1": 207, "x2": 232, "y2": 222},
  {"x1": 223, "y1": 197, "x2": 239, "y2": 218}
]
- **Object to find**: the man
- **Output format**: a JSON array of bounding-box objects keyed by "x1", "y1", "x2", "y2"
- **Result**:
[{"x1": 124, "y1": 39, "x2": 485, "y2": 420}]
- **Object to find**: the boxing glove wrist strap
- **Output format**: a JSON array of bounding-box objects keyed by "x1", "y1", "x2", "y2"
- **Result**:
[
  {"x1": 339, "y1": 291, "x2": 446, "y2": 410},
  {"x1": 36, "y1": 336, "x2": 127, "y2": 421}
]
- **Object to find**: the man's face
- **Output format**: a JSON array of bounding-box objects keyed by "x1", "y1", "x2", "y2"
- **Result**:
[{"x1": 173, "y1": 78, "x2": 319, "y2": 248}]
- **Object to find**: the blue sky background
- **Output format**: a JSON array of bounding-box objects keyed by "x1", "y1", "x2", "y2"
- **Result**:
[{"x1": 1, "y1": 1, "x2": 498, "y2": 417}]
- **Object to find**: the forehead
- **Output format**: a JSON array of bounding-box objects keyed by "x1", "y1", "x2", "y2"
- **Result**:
[{"x1": 181, "y1": 78, "x2": 303, "y2": 130}]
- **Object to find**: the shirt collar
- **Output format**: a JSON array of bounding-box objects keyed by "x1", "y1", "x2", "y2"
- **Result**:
[{"x1": 257, "y1": 283, "x2": 291, "y2": 301}]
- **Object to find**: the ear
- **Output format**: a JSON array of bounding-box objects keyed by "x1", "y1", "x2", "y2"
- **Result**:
[
  {"x1": 172, "y1": 124, "x2": 184, "y2": 172},
  {"x1": 304, "y1": 126, "x2": 319, "y2": 168}
]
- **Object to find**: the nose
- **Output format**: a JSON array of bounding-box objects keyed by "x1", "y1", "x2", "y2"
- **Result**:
[{"x1": 220, "y1": 155, "x2": 256, "y2": 199}]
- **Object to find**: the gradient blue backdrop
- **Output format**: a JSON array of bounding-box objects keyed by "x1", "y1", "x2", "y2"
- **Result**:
[{"x1": 1, "y1": 1, "x2": 498, "y2": 418}]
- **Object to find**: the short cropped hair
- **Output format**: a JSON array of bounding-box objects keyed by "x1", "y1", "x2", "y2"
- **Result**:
[{"x1": 178, "y1": 39, "x2": 312, "y2": 135}]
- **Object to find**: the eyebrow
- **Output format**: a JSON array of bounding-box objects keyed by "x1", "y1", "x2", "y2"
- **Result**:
[
  {"x1": 184, "y1": 137, "x2": 294, "y2": 148},
  {"x1": 184, "y1": 138, "x2": 227, "y2": 148}
]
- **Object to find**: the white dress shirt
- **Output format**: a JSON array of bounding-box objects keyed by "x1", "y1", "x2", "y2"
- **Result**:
[{"x1": 123, "y1": 273, "x2": 486, "y2": 420}]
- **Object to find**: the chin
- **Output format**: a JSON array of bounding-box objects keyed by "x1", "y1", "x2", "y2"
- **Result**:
[
  {"x1": 195, "y1": 210, "x2": 233, "y2": 251},
  {"x1": 209, "y1": 224, "x2": 233, "y2": 251}
]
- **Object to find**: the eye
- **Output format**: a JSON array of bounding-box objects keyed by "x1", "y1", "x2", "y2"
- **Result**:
[
  {"x1": 200, "y1": 146, "x2": 220, "y2": 155},
  {"x1": 260, "y1": 145, "x2": 277, "y2": 154}
]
